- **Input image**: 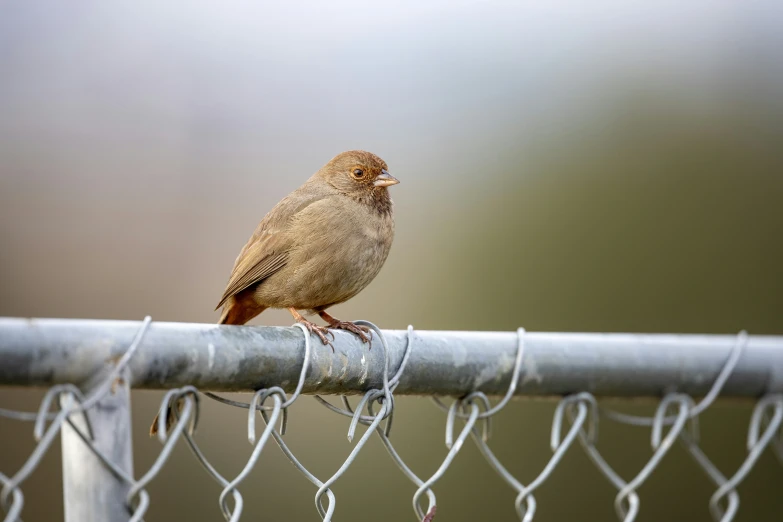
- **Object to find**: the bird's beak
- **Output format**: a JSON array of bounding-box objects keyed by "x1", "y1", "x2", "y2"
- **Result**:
[{"x1": 374, "y1": 170, "x2": 399, "y2": 187}]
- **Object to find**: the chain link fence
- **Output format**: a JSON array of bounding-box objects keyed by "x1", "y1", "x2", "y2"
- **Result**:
[{"x1": 1, "y1": 316, "x2": 782, "y2": 522}]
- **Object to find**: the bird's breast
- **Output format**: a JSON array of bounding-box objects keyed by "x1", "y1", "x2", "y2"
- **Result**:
[{"x1": 256, "y1": 201, "x2": 394, "y2": 310}]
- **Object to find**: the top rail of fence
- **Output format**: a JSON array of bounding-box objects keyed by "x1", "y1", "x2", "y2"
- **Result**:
[{"x1": 1, "y1": 318, "x2": 781, "y2": 398}]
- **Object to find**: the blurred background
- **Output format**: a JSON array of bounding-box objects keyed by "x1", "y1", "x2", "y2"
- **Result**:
[{"x1": 1, "y1": 0, "x2": 782, "y2": 520}]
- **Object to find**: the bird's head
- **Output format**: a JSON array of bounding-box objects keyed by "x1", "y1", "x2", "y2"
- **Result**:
[{"x1": 317, "y1": 150, "x2": 399, "y2": 197}]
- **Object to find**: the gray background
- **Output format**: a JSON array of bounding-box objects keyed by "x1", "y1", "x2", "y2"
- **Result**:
[{"x1": 1, "y1": 1, "x2": 782, "y2": 521}]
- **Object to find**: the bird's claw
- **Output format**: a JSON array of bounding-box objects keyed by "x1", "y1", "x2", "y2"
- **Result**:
[
  {"x1": 298, "y1": 319, "x2": 335, "y2": 351},
  {"x1": 327, "y1": 321, "x2": 373, "y2": 348}
]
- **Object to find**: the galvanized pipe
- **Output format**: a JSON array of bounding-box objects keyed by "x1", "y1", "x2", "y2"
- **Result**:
[{"x1": 1, "y1": 318, "x2": 782, "y2": 398}]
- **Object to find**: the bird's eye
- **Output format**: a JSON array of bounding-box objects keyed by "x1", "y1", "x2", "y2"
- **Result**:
[{"x1": 352, "y1": 169, "x2": 364, "y2": 178}]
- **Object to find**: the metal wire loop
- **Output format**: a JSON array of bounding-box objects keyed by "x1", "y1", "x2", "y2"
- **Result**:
[
  {"x1": 515, "y1": 396, "x2": 591, "y2": 522},
  {"x1": 34, "y1": 385, "x2": 92, "y2": 441},
  {"x1": 413, "y1": 402, "x2": 481, "y2": 520},
  {"x1": 602, "y1": 330, "x2": 748, "y2": 427},
  {"x1": 552, "y1": 392, "x2": 599, "y2": 448},
  {"x1": 709, "y1": 394, "x2": 783, "y2": 522},
  {"x1": 432, "y1": 327, "x2": 526, "y2": 422},
  {"x1": 0, "y1": 472, "x2": 24, "y2": 522},
  {"x1": 204, "y1": 321, "x2": 313, "y2": 414},
  {"x1": 220, "y1": 389, "x2": 286, "y2": 522},
  {"x1": 127, "y1": 387, "x2": 200, "y2": 521},
  {"x1": 651, "y1": 394, "x2": 698, "y2": 450},
  {"x1": 155, "y1": 386, "x2": 201, "y2": 444},
  {"x1": 614, "y1": 393, "x2": 692, "y2": 522},
  {"x1": 248, "y1": 387, "x2": 288, "y2": 444},
  {"x1": 315, "y1": 398, "x2": 392, "y2": 521},
  {"x1": 313, "y1": 323, "x2": 415, "y2": 430}
]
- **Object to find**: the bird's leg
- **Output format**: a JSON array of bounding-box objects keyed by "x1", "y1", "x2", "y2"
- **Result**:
[
  {"x1": 318, "y1": 310, "x2": 373, "y2": 347},
  {"x1": 288, "y1": 308, "x2": 334, "y2": 350}
]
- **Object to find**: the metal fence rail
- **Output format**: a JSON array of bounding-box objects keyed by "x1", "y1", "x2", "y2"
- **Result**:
[{"x1": 1, "y1": 316, "x2": 782, "y2": 522}]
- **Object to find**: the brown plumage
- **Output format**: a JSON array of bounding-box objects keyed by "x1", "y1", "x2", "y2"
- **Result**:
[
  {"x1": 216, "y1": 149, "x2": 398, "y2": 340},
  {"x1": 150, "y1": 149, "x2": 400, "y2": 437}
]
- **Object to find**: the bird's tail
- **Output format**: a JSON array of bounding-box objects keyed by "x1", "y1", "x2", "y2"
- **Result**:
[{"x1": 218, "y1": 296, "x2": 267, "y2": 325}]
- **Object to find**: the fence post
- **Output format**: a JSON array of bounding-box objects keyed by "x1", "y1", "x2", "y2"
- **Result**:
[{"x1": 60, "y1": 372, "x2": 134, "y2": 522}]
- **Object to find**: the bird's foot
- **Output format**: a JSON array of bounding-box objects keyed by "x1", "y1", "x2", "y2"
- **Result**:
[
  {"x1": 327, "y1": 320, "x2": 373, "y2": 347},
  {"x1": 289, "y1": 308, "x2": 335, "y2": 350},
  {"x1": 298, "y1": 318, "x2": 335, "y2": 351}
]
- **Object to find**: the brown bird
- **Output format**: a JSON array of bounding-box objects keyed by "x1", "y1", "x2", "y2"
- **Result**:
[
  {"x1": 150, "y1": 150, "x2": 400, "y2": 436},
  {"x1": 216, "y1": 149, "x2": 399, "y2": 342}
]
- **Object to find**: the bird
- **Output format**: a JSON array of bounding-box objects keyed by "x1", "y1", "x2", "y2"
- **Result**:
[
  {"x1": 216, "y1": 149, "x2": 399, "y2": 343},
  {"x1": 150, "y1": 150, "x2": 399, "y2": 436}
]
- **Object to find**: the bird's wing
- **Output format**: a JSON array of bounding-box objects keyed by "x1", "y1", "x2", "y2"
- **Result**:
[
  {"x1": 215, "y1": 242, "x2": 289, "y2": 309},
  {"x1": 215, "y1": 185, "x2": 329, "y2": 310}
]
